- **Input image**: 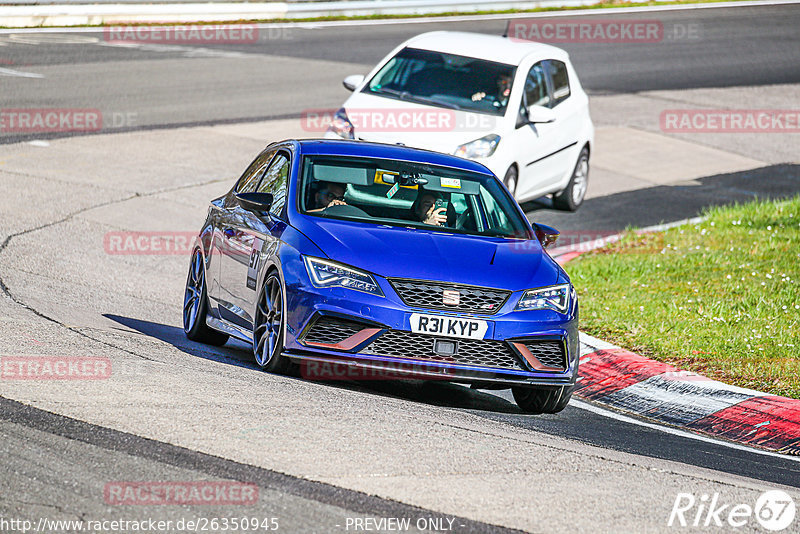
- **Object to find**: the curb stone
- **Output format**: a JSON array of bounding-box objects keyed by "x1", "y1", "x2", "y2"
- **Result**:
[{"x1": 554, "y1": 219, "x2": 800, "y2": 455}]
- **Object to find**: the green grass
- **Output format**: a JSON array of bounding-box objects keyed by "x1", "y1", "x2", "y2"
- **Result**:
[
  {"x1": 192, "y1": 0, "x2": 753, "y2": 24},
  {"x1": 568, "y1": 197, "x2": 800, "y2": 399},
  {"x1": 0, "y1": 0, "x2": 754, "y2": 29}
]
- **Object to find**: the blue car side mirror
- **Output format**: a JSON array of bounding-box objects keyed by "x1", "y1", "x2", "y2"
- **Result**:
[
  {"x1": 236, "y1": 192, "x2": 274, "y2": 214},
  {"x1": 533, "y1": 223, "x2": 560, "y2": 249}
]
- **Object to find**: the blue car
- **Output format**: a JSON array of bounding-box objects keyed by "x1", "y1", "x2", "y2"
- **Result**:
[{"x1": 183, "y1": 139, "x2": 579, "y2": 413}]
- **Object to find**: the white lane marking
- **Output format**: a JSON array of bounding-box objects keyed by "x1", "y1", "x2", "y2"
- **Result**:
[
  {"x1": 0, "y1": 0, "x2": 797, "y2": 34},
  {"x1": 571, "y1": 399, "x2": 800, "y2": 463},
  {"x1": 28, "y1": 140, "x2": 50, "y2": 147},
  {"x1": 7, "y1": 33, "x2": 98, "y2": 45},
  {"x1": 638, "y1": 216, "x2": 708, "y2": 234},
  {"x1": 579, "y1": 335, "x2": 619, "y2": 353},
  {"x1": 549, "y1": 216, "x2": 706, "y2": 259},
  {"x1": 0, "y1": 66, "x2": 44, "y2": 78},
  {"x1": 600, "y1": 374, "x2": 755, "y2": 423},
  {"x1": 485, "y1": 388, "x2": 799, "y2": 461},
  {"x1": 97, "y1": 41, "x2": 247, "y2": 58},
  {"x1": 281, "y1": 0, "x2": 800, "y2": 28}
]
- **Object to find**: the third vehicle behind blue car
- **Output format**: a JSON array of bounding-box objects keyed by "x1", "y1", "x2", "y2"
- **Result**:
[{"x1": 184, "y1": 139, "x2": 578, "y2": 414}]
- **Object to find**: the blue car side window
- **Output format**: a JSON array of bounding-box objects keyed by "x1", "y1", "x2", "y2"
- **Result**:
[
  {"x1": 256, "y1": 153, "x2": 290, "y2": 218},
  {"x1": 235, "y1": 149, "x2": 276, "y2": 194}
]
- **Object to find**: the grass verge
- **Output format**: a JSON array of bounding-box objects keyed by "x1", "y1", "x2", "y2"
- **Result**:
[
  {"x1": 568, "y1": 197, "x2": 800, "y2": 399},
  {"x1": 0, "y1": 0, "x2": 756, "y2": 29},
  {"x1": 203, "y1": 0, "x2": 754, "y2": 24}
]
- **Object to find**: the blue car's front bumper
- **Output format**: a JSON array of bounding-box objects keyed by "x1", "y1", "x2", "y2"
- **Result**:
[{"x1": 281, "y1": 268, "x2": 579, "y2": 388}]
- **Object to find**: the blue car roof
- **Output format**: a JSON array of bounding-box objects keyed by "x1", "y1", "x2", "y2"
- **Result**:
[{"x1": 290, "y1": 139, "x2": 496, "y2": 177}]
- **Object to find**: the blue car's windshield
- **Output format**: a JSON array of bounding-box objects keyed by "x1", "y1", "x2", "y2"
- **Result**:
[
  {"x1": 300, "y1": 155, "x2": 530, "y2": 239},
  {"x1": 363, "y1": 48, "x2": 516, "y2": 117}
]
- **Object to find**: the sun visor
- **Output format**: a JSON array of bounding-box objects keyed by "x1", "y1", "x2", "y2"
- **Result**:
[
  {"x1": 421, "y1": 174, "x2": 480, "y2": 195},
  {"x1": 312, "y1": 164, "x2": 374, "y2": 186}
]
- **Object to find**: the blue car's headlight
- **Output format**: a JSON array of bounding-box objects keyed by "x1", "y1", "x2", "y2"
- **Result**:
[
  {"x1": 515, "y1": 284, "x2": 571, "y2": 313},
  {"x1": 303, "y1": 256, "x2": 384, "y2": 297}
]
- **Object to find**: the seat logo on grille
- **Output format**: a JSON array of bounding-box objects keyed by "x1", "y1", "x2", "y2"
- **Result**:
[{"x1": 442, "y1": 289, "x2": 460, "y2": 305}]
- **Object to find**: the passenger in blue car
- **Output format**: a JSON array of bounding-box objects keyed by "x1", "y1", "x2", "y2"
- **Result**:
[{"x1": 411, "y1": 190, "x2": 448, "y2": 227}]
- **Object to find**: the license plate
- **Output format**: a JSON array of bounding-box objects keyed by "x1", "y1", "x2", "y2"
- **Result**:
[{"x1": 409, "y1": 313, "x2": 488, "y2": 340}]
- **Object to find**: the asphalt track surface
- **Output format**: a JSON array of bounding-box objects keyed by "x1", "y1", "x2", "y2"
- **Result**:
[
  {"x1": 1, "y1": 4, "x2": 800, "y2": 533},
  {"x1": 1, "y1": 4, "x2": 800, "y2": 137}
]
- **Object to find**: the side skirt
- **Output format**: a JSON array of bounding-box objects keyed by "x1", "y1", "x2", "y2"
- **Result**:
[{"x1": 206, "y1": 316, "x2": 253, "y2": 344}]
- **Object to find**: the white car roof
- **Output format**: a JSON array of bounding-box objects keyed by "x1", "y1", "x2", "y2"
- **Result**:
[{"x1": 403, "y1": 31, "x2": 568, "y2": 66}]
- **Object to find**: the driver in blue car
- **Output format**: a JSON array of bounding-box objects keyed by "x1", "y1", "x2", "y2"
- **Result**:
[{"x1": 309, "y1": 182, "x2": 347, "y2": 212}]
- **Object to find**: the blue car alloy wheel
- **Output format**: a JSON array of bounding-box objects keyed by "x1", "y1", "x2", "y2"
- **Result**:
[
  {"x1": 183, "y1": 248, "x2": 229, "y2": 347},
  {"x1": 184, "y1": 139, "x2": 579, "y2": 414},
  {"x1": 253, "y1": 271, "x2": 292, "y2": 373}
]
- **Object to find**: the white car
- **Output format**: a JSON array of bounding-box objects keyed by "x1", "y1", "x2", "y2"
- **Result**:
[{"x1": 325, "y1": 31, "x2": 594, "y2": 211}]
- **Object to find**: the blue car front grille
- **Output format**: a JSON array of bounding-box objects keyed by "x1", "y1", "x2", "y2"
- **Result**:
[
  {"x1": 388, "y1": 279, "x2": 511, "y2": 315},
  {"x1": 301, "y1": 317, "x2": 568, "y2": 374},
  {"x1": 362, "y1": 329, "x2": 524, "y2": 371}
]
